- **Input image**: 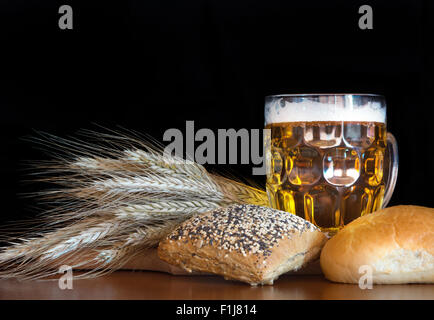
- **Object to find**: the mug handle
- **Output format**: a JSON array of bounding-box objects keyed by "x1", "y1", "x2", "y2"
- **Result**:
[{"x1": 382, "y1": 132, "x2": 399, "y2": 208}]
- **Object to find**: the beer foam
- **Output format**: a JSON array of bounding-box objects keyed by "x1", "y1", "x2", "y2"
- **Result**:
[{"x1": 265, "y1": 97, "x2": 386, "y2": 125}]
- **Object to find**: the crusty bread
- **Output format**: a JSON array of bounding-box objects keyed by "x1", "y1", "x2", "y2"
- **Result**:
[
  {"x1": 158, "y1": 204, "x2": 328, "y2": 285},
  {"x1": 320, "y1": 205, "x2": 434, "y2": 284},
  {"x1": 56, "y1": 249, "x2": 322, "y2": 276}
]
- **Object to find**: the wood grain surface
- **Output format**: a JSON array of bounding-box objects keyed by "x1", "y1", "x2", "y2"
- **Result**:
[{"x1": 1, "y1": 271, "x2": 433, "y2": 300}]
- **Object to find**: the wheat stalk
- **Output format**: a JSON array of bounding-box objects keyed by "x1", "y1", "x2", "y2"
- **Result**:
[
  {"x1": 114, "y1": 200, "x2": 222, "y2": 221},
  {"x1": 0, "y1": 216, "x2": 184, "y2": 280},
  {"x1": 0, "y1": 130, "x2": 269, "y2": 280}
]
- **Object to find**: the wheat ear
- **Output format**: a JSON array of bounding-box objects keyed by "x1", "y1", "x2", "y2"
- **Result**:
[{"x1": 0, "y1": 129, "x2": 269, "y2": 280}]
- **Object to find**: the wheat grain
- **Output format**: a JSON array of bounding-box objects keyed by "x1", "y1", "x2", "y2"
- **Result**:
[{"x1": 0, "y1": 130, "x2": 269, "y2": 280}]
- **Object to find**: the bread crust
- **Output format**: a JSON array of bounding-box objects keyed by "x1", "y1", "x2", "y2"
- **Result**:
[
  {"x1": 320, "y1": 205, "x2": 434, "y2": 284},
  {"x1": 158, "y1": 204, "x2": 327, "y2": 285}
]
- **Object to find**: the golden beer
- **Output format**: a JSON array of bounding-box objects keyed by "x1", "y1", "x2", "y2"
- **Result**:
[{"x1": 264, "y1": 95, "x2": 398, "y2": 235}]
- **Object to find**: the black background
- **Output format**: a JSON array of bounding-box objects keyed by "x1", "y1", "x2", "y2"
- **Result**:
[{"x1": 0, "y1": 0, "x2": 433, "y2": 224}]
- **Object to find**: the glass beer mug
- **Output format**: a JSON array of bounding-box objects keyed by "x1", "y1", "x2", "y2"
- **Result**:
[{"x1": 265, "y1": 94, "x2": 398, "y2": 235}]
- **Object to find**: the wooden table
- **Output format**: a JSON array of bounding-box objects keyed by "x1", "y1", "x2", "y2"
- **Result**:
[{"x1": 1, "y1": 271, "x2": 433, "y2": 300}]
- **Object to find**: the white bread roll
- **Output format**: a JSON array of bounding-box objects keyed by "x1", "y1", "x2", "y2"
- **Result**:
[{"x1": 320, "y1": 205, "x2": 434, "y2": 284}]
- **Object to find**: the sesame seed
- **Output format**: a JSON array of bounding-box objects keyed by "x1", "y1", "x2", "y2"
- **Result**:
[{"x1": 168, "y1": 204, "x2": 318, "y2": 258}]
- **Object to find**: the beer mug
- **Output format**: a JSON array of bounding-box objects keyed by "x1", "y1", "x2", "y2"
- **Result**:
[{"x1": 265, "y1": 94, "x2": 398, "y2": 235}]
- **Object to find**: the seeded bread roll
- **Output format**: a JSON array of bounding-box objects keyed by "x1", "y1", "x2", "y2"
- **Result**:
[
  {"x1": 320, "y1": 205, "x2": 434, "y2": 284},
  {"x1": 158, "y1": 204, "x2": 328, "y2": 285}
]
